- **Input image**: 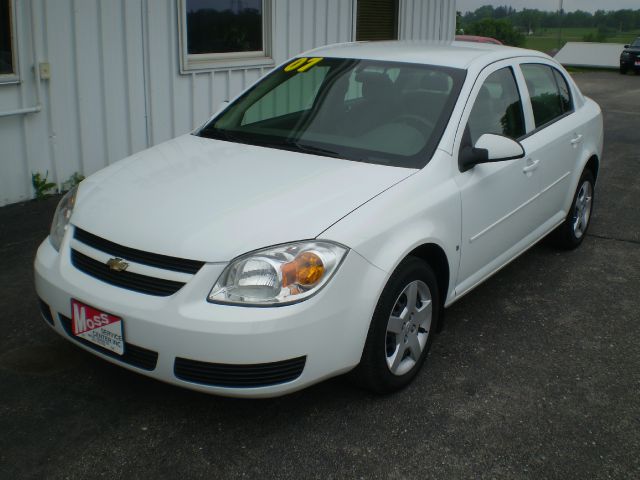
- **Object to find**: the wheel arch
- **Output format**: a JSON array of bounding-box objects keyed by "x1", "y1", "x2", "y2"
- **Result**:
[
  {"x1": 564, "y1": 152, "x2": 600, "y2": 213},
  {"x1": 406, "y1": 242, "x2": 450, "y2": 329},
  {"x1": 584, "y1": 154, "x2": 600, "y2": 181}
]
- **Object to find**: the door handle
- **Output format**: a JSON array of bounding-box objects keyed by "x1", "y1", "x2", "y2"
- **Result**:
[
  {"x1": 522, "y1": 158, "x2": 540, "y2": 174},
  {"x1": 570, "y1": 134, "x2": 583, "y2": 146}
]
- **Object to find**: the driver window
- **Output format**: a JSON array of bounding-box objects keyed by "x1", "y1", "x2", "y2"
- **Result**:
[{"x1": 467, "y1": 67, "x2": 525, "y2": 145}]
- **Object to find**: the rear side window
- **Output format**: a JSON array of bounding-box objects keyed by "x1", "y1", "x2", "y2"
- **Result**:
[
  {"x1": 467, "y1": 67, "x2": 525, "y2": 145},
  {"x1": 552, "y1": 68, "x2": 573, "y2": 114},
  {"x1": 521, "y1": 64, "x2": 572, "y2": 128}
]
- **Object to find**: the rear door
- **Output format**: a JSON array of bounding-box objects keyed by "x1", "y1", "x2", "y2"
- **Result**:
[{"x1": 517, "y1": 62, "x2": 581, "y2": 227}]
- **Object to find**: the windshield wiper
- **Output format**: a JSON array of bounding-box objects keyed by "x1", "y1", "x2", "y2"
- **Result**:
[
  {"x1": 197, "y1": 129, "x2": 341, "y2": 159},
  {"x1": 287, "y1": 141, "x2": 341, "y2": 158},
  {"x1": 198, "y1": 127, "x2": 247, "y2": 144}
]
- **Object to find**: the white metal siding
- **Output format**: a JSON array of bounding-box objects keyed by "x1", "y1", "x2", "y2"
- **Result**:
[
  {"x1": 399, "y1": 0, "x2": 455, "y2": 42},
  {"x1": 0, "y1": 0, "x2": 36, "y2": 204},
  {"x1": 1, "y1": 0, "x2": 452, "y2": 206}
]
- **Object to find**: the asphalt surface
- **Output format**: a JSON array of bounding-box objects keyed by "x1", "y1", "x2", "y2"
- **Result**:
[{"x1": 1, "y1": 71, "x2": 639, "y2": 479}]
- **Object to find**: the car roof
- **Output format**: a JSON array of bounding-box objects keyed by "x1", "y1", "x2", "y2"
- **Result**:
[{"x1": 304, "y1": 40, "x2": 550, "y2": 70}]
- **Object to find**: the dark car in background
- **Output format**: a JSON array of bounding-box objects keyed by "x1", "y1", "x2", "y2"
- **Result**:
[{"x1": 620, "y1": 37, "x2": 640, "y2": 74}]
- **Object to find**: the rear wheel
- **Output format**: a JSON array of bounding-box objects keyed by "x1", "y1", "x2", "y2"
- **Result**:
[
  {"x1": 354, "y1": 257, "x2": 439, "y2": 393},
  {"x1": 551, "y1": 169, "x2": 595, "y2": 249}
]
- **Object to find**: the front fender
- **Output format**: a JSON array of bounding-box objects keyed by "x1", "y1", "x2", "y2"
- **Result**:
[{"x1": 318, "y1": 152, "x2": 461, "y2": 305}]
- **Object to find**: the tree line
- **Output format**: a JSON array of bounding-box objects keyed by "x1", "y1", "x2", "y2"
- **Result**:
[
  {"x1": 461, "y1": 6, "x2": 640, "y2": 32},
  {"x1": 457, "y1": 5, "x2": 640, "y2": 47}
]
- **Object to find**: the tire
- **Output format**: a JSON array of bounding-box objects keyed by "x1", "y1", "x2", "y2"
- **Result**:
[
  {"x1": 619, "y1": 66, "x2": 627, "y2": 74},
  {"x1": 354, "y1": 256, "x2": 440, "y2": 393},
  {"x1": 551, "y1": 169, "x2": 595, "y2": 249}
]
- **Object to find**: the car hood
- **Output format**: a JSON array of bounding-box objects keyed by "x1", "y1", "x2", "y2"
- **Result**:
[{"x1": 72, "y1": 134, "x2": 414, "y2": 262}]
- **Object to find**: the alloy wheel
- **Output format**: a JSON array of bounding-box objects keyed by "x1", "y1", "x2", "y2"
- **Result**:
[
  {"x1": 573, "y1": 180, "x2": 593, "y2": 239},
  {"x1": 385, "y1": 280, "x2": 432, "y2": 376}
]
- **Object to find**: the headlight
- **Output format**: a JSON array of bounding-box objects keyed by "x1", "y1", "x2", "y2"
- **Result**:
[
  {"x1": 49, "y1": 186, "x2": 78, "y2": 251},
  {"x1": 208, "y1": 241, "x2": 348, "y2": 306}
]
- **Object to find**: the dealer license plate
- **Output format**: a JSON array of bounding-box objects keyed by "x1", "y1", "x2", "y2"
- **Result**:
[{"x1": 71, "y1": 299, "x2": 124, "y2": 355}]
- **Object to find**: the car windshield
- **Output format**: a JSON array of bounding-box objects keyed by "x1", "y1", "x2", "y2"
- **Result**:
[
  {"x1": 198, "y1": 57, "x2": 465, "y2": 168},
  {"x1": 632, "y1": 38, "x2": 640, "y2": 47}
]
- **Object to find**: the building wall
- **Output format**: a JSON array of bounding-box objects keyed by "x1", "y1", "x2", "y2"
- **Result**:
[
  {"x1": 399, "y1": 0, "x2": 456, "y2": 41},
  {"x1": 0, "y1": 0, "x2": 453, "y2": 206}
]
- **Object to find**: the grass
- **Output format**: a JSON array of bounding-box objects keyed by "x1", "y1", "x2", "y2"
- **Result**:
[
  {"x1": 564, "y1": 66, "x2": 616, "y2": 74},
  {"x1": 523, "y1": 27, "x2": 640, "y2": 53}
]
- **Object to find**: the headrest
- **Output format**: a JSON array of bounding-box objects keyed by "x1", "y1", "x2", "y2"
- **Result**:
[{"x1": 355, "y1": 71, "x2": 395, "y2": 99}]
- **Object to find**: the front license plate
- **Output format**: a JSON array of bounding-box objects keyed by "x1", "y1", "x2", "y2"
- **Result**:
[
  {"x1": 635, "y1": 60, "x2": 640, "y2": 66},
  {"x1": 71, "y1": 299, "x2": 124, "y2": 355}
]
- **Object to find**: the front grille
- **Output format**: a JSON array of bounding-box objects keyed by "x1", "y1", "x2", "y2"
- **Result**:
[
  {"x1": 38, "y1": 298, "x2": 54, "y2": 326},
  {"x1": 71, "y1": 249, "x2": 185, "y2": 297},
  {"x1": 174, "y1": 356, "x2": 306, "y2": 388},
  {"x1": 59, "y1": 314, "x2": 158, "y2": 371},
  {"x1": 74, "y1": 228, "x2": 204, "y2": 274}
]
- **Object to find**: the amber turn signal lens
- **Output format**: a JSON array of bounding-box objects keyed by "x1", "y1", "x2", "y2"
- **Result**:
[{"x1": 282, "y1": 252, "x2": 325, "y2": 287}]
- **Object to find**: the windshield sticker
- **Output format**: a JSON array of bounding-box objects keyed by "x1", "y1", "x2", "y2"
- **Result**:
[{"x1": 284, "y1": 57, "x2": 324, "y2": 73}]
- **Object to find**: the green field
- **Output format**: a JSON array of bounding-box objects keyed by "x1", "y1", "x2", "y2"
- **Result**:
[{"x1": 523, "y1": 27, "x2": 640, "y2": 53}]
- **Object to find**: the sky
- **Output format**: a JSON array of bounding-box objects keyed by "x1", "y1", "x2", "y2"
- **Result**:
[{"x1": 456, "y1": 0, "x2": 640, "y2": 13}]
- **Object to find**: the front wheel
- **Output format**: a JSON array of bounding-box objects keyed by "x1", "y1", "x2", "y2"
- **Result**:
[
  {"x1": 551, "y1": 169, "x2": 595, "y2": 249},
  {"x1": 354, "y1": 257, "x2": 440, "y2": 393}
]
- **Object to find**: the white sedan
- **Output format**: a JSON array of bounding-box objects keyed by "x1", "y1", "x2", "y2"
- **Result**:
[{"x1": 34, "y1": 41, "x2": 603, "y2": 397}]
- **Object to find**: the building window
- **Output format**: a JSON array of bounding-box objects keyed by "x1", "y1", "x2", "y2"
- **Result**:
[
  {"x1": 178, "y1": 0, "x2": 272, "y2": 72},
  {"x1": 0, "y1": 0, "x2": 18, "y2": 83},
  {"x1": 356, "y1": 0, "x2": 399, "y2": 41}
]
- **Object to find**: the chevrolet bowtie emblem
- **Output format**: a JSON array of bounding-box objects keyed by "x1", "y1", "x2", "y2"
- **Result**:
[{"x1": 106, "y1": 257, "x2": 129, "y2": 272}]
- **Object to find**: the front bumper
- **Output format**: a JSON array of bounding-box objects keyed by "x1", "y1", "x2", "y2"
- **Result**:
[{"x1": 34, "y1": 236, "x2": 387, "y2": 397}]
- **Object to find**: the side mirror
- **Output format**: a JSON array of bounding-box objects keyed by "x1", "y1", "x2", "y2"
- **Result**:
[
  {"x1": 460, "y1": 134, "x2": 525, "y2": 172},
  {"x1": 624, "y1": 44, "x2": 630, "y2": 48}
]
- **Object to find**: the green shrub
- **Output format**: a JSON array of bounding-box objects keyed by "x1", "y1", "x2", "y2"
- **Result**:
[
  {"x1": 31, "y1": 171, "x2": 57, "y2": 199},
  {"x1": 466, "y1": 18, "x2": 525, "y2": 47}
]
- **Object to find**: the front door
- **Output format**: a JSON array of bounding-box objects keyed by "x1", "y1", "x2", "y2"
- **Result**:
[{"x1": 454, "y1": 61, "x2": 544, "y2": 295}]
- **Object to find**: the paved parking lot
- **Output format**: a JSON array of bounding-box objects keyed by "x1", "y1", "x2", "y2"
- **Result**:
[{"x1": 1, "y1": 71, "x2": 639, "y2": 479}]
